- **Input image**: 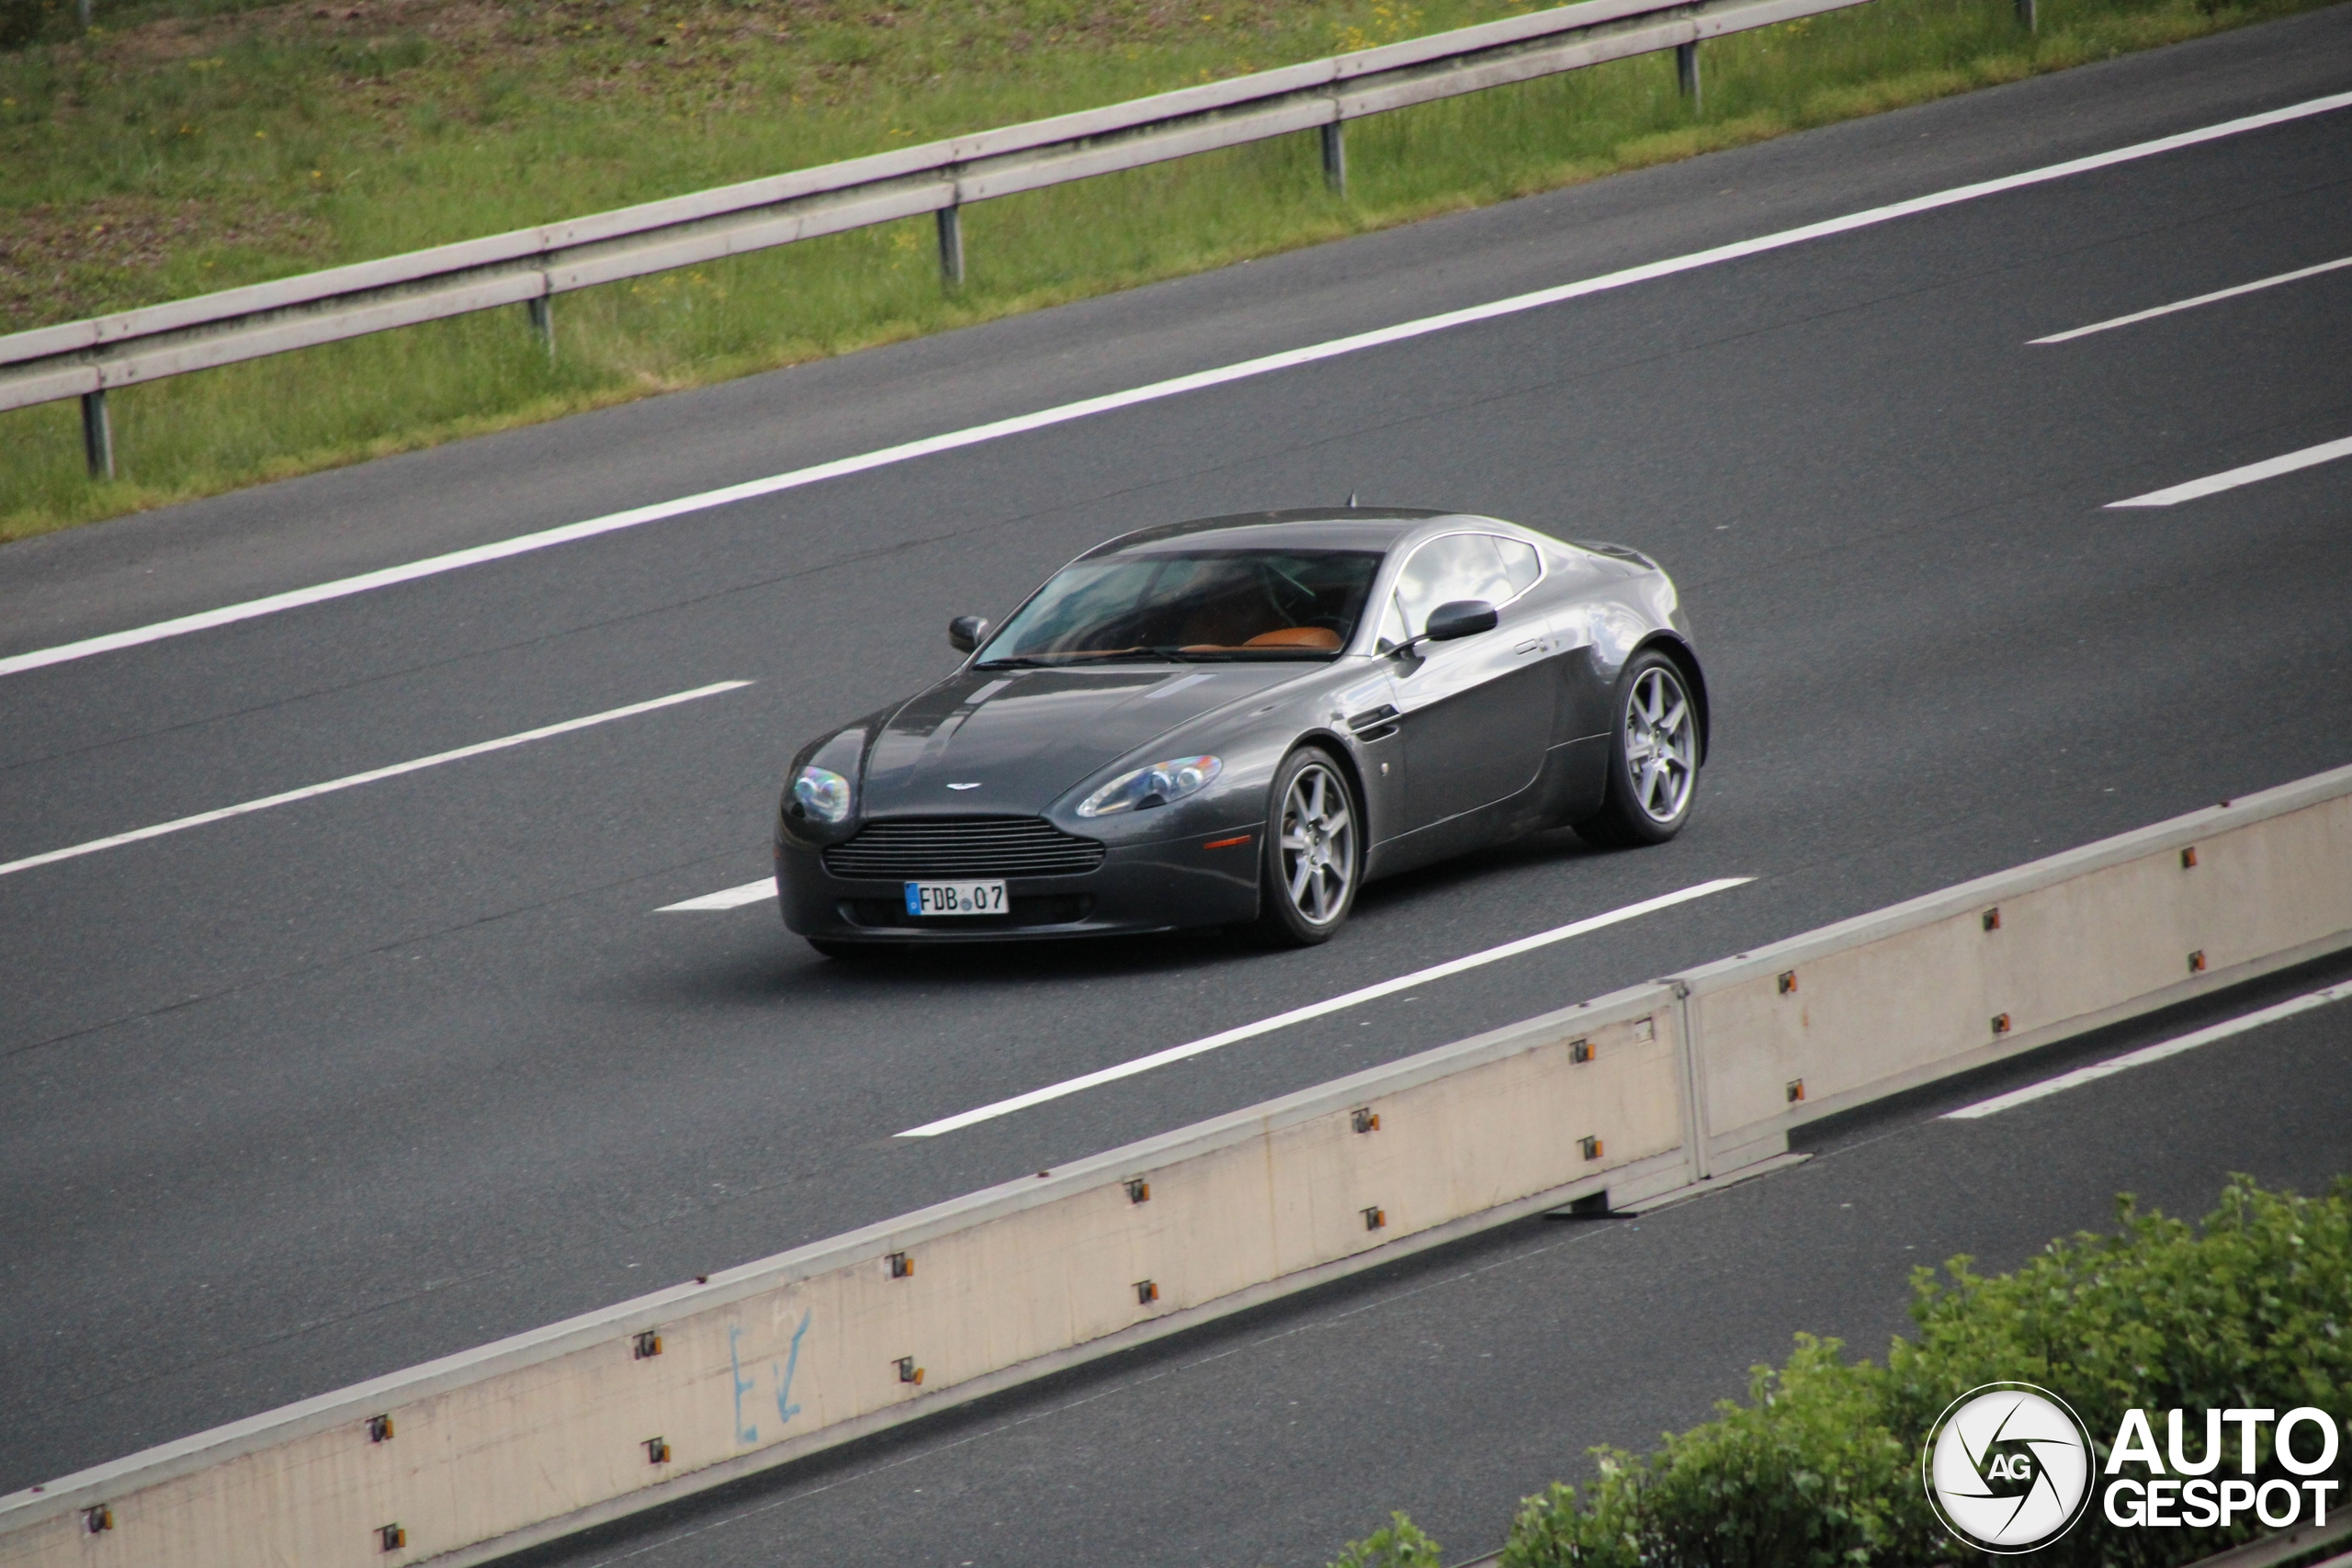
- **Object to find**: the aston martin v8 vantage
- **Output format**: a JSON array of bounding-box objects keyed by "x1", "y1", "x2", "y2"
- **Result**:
[{"x1": 776, "y1": 509, "x2": 1706, "y2": 952}]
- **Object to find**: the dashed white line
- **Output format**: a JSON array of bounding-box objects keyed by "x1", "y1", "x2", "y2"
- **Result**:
[
  {"x1": 893, "y1": 875, "x2": 1752, "y2": 1138},
  {"x1": 660, "y1": 876, "x2": 777, "y2": 911},
  {"x1": 1943, "y1": 982, "x2": 2350, "y2": 1119},
  {"x1": 4, "y1": 91, "x2": 2347, "y2": 682},
  {"x1": 0, "y1": 681, "x2": 752, "y2": 879},
  {"x1": 2107, "y1": 434, "x2": 2352, "y2": 507},
  {"x1": 2030, "y1": 254, "x2": 2352, "y2": 344}
]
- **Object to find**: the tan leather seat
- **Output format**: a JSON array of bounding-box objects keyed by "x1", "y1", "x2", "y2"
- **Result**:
[{"x1": 1242, "y1": 626, "x2": 1341, "y2": 651}]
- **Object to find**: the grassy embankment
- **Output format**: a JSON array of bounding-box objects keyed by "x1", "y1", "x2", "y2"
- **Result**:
[{"x1": 0, "y1": 0, "x2": 2335, "y2": 542}]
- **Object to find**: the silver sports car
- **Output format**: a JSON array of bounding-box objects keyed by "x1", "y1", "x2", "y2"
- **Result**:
[{"x1": 776, "y1": 508, "x2": 1706, "y2": 952}]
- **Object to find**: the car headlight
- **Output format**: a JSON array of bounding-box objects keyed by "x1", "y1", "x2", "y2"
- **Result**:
[
  {"x1": 1076, "y1": 755, "x2": 1223, "y2": 818},
  {"x1": 791, "y1": 764, "x2": 854, "y2": 824}
]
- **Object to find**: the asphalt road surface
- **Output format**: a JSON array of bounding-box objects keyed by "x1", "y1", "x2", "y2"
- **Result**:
[{"x1": 5, "y1": 8, "x2": 2351, "y2": 1562}]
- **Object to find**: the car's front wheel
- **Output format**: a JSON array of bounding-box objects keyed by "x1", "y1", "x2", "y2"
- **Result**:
[
  {"x1": 1577, "y1": 649, "x2": 1701, "y2": 847},
  {"x1": 1253, "y1": 748, "x2": 1361, "y2": 947}
]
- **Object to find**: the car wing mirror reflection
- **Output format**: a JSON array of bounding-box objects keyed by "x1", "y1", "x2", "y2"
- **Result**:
[
  {"x1": 1422, "y1": 600, "x2": 1498, "y2": 643},
  {"x1": 948, "y1": 615, "x2": 990, "y2": 653}
]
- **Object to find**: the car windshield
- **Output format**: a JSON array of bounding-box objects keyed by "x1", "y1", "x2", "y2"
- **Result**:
[{"x1": 977, "y1": 548, "x2": 1385, "y2": 667}]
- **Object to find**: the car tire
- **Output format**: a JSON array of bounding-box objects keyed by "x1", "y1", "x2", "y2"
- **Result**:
[
  {"x1": 1252, "y1": 748, "x2": 1362, "y2": 947},
  {"x1": 1576, "y1": 648, "x2": 1702, "y2": 848}
]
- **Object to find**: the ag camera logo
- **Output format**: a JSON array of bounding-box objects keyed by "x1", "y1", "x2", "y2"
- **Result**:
[{"x1": 1923, "y1": 1383, "x2": 2096, "y2": 1553}]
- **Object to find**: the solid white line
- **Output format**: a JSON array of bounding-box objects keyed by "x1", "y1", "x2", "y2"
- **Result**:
[
  {"x1": 1943, "y1": 982, "x2": 2351, "y2": 1119},
  {"x1": 2106, "y1": 434, "x2": 2352, "y2": 507},
  {"x1": 659, "y1": 876, "x2": 777, "y2": 911},
  {"x1": 893, "y1": 875, "x2": 1752, "y2": 1137},
  {"x1": 2030, "y1": 254, "x2": 2352, "y2": 344},
  {"x1": 4, "y1": 92, "x2": 2347, "y2": 683},
  {"x1": 0, "y1": 681, "x2": 752, "y2": 879}
]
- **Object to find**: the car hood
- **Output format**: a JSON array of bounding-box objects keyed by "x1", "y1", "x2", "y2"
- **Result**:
[{"x1": 859, "y1": 664, "x2": 1304, "y2": 817}]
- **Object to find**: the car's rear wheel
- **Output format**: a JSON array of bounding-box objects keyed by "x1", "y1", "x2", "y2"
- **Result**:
[
  {"x1": 1577, "y1": 649, "x2": 1701, "y2": 847},
  {"x1": 1253, "y1": 749, "x2": 1360, "y2": 947}
]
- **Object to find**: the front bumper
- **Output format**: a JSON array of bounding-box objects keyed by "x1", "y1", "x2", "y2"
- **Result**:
[{"x1": 777, "y1": 825, "x2": 1262, "y2": 942}]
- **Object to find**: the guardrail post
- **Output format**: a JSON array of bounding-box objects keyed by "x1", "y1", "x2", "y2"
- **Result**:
[
  {"x1": 1676, "y1": 41, "x2": 1702, "y2": 110},
  {"x1": 81, "y1": 389, "x2": 114, "y2": 480},
  {"x1": 1320, "y1": 120, "x2": 1348, "y2": 195},
  {"x1": 525, "y1": 296, "x2": 556, "y2": 362},
  {"x1": 936, "y1": 205, "x2": 965, "y2": 287},
  {"x1": 2016, "y1": 0, "x2": 2037, "y2": 28},
  {"x1": 77, "y1": 0, "x2": 92, "y2": 28}
]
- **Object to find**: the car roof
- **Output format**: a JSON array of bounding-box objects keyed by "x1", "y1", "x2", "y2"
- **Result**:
[{"x1": 1082, "y1": 507, "x2": 1472, "y2": 558}]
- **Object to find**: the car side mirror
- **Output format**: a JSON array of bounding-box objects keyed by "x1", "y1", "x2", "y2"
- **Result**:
[
  {"x1": 948, "y1": 615, "x2": 990, "y2": 653},
  {"x1": 1424, "y1": 600, "x2": 1498, "y2": 642}
]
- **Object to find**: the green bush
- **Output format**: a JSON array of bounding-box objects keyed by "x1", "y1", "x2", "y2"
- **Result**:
[
  {"x1": 1501, "y1": 1177, "x2": 2352, "y2": 1568},
  {"x1": 1331, "y1": 1512, "x2": 1449, "y2": 1568}
]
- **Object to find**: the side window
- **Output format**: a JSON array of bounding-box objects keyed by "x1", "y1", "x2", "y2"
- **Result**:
[
  {"x1": 1390, "y1": 534, "x2": 1515, "y2": 640},
  {"x1": 1491, "y1": 536, "x2": 1542, "y2": 597}
]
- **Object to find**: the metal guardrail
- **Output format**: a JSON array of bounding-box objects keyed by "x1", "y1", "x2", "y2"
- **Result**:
[{"x1": 3, "y1": 0, "x2": 1916, "y2": 477}]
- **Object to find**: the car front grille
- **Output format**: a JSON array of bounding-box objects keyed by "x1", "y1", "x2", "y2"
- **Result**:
[{"x1": 820, "y1": 817, "x2": 1108, "y2": 880}]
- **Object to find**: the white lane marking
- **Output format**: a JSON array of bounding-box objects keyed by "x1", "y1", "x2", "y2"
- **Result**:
[
  {"x1": 1944, "y1": 982, "x2": 2351, "y2": 1119},
  {"x1": 893, "y1": 875, "x2": 1752, "y2": 1137},
  {"x1": 5, "y1": 93, "x2": 2347, "y2": 684},
  {"x1": 659, "y1": 876, "x2": 777, "y2": 911},
  {"x1": 2106, "y1": 434, "x2": 2352, "y2": 507},
  {"x1": 0, "y1": 681, "x2": 752, "y2": 879},
  {"x1": 2030, "y1": 254, "x2": 2352, "y2": 344}
]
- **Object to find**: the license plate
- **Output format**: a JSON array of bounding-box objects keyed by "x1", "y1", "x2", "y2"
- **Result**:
[{"x1": 904, "y1": 879, "x2": 1007, "y2": 917}]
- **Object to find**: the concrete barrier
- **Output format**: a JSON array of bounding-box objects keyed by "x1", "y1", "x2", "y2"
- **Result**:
[
  {"x1": 1681, "y1": 765, "x2": 2352, "y2": 1175},
  {"x1": 5, "y1": 761, "x2": 2346, "y2": 1567},
  {"x1": 0, "y1": 987, "x2": 1687, "y2": 1568}
]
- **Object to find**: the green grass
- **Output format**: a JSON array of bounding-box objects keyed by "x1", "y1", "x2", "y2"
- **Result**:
[{"x1": 0, "y1": 0, "x2": 2335, "y2": 542}]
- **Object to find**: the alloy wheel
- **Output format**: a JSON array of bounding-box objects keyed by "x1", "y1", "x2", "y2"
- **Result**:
[
  {"x1": 1277, "y1": 761, "x2": 1356, "y2": 926},
  {"x1": 1623, "y1": 665, "x2": 1697, "y2": 824}
]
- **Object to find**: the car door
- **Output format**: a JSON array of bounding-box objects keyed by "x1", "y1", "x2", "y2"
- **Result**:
[{"x1": 1381, "y1": 533, "x2": 1555, "y2": 831}]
